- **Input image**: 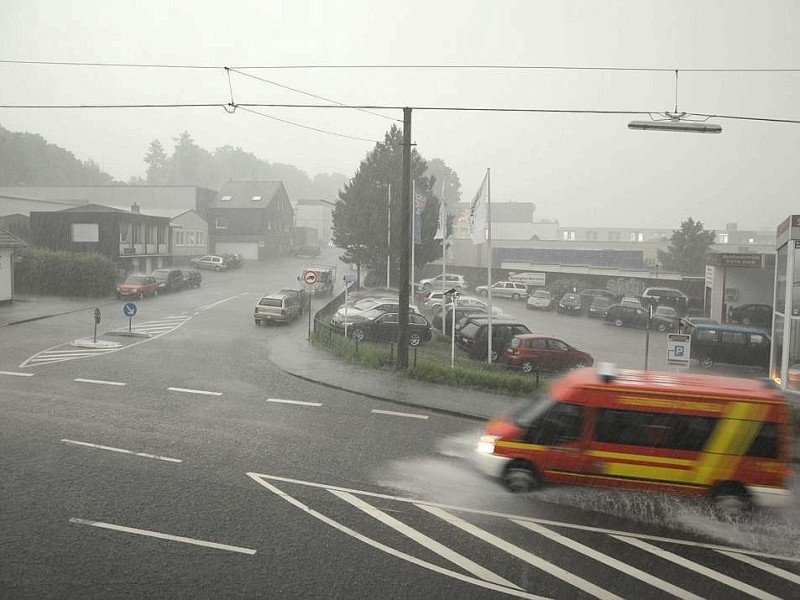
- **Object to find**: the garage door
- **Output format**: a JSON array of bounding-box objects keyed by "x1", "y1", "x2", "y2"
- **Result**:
[{"x1": 215, "y1": 242, "x2": 259, "y2": 260}]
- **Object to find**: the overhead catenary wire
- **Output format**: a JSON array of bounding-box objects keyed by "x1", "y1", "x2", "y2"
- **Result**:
[{"x1": 236, "y1": 106, "x2": 381, "y2": 143}]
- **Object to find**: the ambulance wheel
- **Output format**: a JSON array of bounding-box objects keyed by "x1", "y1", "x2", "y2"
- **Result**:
[
  {"x1": 503, "y1": 461, "x2": 542, "y2": 493},
  {"x1": 711, "y1": 482, "x2": 752, "y2": 520}
]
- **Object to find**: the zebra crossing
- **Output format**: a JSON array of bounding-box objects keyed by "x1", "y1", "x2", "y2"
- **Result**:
[
  {"x1": 248, "y1": 472, "x2": 800, "y2": 599},
  {"x1": 19, "y1": 315, "x2": 192, "y2": 368}
]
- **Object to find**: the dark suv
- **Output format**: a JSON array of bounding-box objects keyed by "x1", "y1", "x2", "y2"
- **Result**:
[
  {"x1": 641, "y1": 287, "x2": 689, "y2": 315},
  {"x1": 150, "y1": 269, "x2": 185, "y2": 293},
  {"x1": 457, "y1": 317, "x2": 531, "y2": 361},
  {"x1": 689, "y1": 323, "x2": 770, "y2": 370}
]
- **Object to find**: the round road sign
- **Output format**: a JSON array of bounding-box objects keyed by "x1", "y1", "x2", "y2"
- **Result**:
[{"x1": 303, "y1": 271, "x2": 318, "y2": 285}]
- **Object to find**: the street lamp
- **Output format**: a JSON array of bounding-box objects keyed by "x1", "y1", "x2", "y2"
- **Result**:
[{"x1": 629, "y1": 112, "x2": 721, "y2": 134}]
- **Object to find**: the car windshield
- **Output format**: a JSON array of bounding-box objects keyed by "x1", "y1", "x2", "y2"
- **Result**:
[
  {"x1": 124, "y1": 275, "x2": 149, "y2": 284},
  {"x1": 533, "y1": 291, "x2": 551, "y2": 299}
]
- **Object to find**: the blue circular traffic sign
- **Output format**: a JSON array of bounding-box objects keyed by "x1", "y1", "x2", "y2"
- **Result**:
[{"x1": 123, "y1": 302, "x2": 138, "y2": 317}]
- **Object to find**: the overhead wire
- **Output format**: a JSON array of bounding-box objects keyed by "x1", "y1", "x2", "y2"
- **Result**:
[{"x1": 236, "y1": 106, "x2": 381, "y2": 143}]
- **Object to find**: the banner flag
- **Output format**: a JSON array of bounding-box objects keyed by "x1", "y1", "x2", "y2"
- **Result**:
[
  {"x1": 468, "y1": 172, "x2": 489, "y2": 245},
  {"x1": 434, "y1": 200, "x2": 447, "y2": 240}
]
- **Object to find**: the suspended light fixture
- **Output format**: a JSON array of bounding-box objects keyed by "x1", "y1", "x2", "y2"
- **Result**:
[{"x1": 628, "y1": 70, "x2": 722, "y2": 134}]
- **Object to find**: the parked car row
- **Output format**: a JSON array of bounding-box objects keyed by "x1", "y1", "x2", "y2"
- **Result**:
[
  {"x1": 191, "y1": 253, "x2": 244, "y2": 271},
  {"x1": 115, "y1": 268, "x2": 202, "y2": 300}
]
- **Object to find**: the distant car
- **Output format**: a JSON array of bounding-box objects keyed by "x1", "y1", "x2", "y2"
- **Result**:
[
  {"x1": 475, "y1": 281, "x2": 529, "y2": 300},
  {"x1": 192, "y1": 255, "x2": 227, "y2": 271},
  {"x1": 221, "y1": 253, "x2": 244, "y2": 269},
  {"x1": 729, "y1": 303, "x2": 772, "y2": 327},
  {"x1": 291, "y1": 245, "x2": 321, "y2": 258},
  {"x1": 150, "y1": 269, "x2": 185, "y2": 293},
  {"x1": 580, "y1": 289, "x2": 617, "y2": 310},
  {"x1": 115, "y1": 274, "x2": 158, "y2": 300},
  {"x1": 178, "y1": 269, "x2": 202, "y2": 288},
  {"x1": 457, "y1": 317, "x2": 532, "y2": 361},
  {"x1": 691, "y1": 324, "x2": 770, "y2": 370},
  {"x1": 433, "y1": 306, "x2": 489, "y2": 335},
  {"x1": 588, "y1": 296, "x2": 613, "y2": 319},
  {"x1": 605, "y1": 304, "x2": 649, "y2": 329},
  {"x1": 558, "y1": 293, "x2": 582, "y2": 315},
  {"x1": 641, "y1": 287, "x2": 689, "y2": 314},
  {"x1": 343, "y1": 310, "x2": 433, "y2": 347},
  {"x1": 419, "y1": 273, "x2": 468, "y2": 292},
  {"x1": 652, "y1": 305, "x2": 681, "y2": 332},
  {"x1": 280, "y1": 287, "x2": 308, "y2": 313},
  {"x1": 254, "y1": 293, "x2": 301, "y2": 325},
  {"x1": 526, "y1": 290, "x2": 553, "y2": 310},
  {"x1": 620, "y1": 296, "x2": 642, "y2": 308},
  {"x1": 503, "y1": 334, "x2": 594, "y2": 373}
]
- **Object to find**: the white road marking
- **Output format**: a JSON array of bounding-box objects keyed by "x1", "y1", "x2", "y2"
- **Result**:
[
  {"x1": 0, "y1": 370, "x2": 34, "y2": 377},
  {"x1": 69, "y1": 518, "x2": 255, "y2": 555},
  {"x1": 168, "y1": 387, "x2": 222, "y2": 396},
  {"x1": 266, "y1": 398, "x2": 322, "y2": 407},
  {"x1": 371, "y1": 409, "x2": 429, "y2": 420},
  {"x1": 245, "y1": 472, "x2": 800, "y2": 564},
  {"x1": 716, "y1": 550, "x2": 800, "y2": 586},
  {"x1": 419, "y1": 505, "x2": 621, "y2": 600},
  {"x1": 514, "y1": 520, "x2": 701, "y2": 600},
  {"x1": 60, "y1": 439, "x2": 182, "y2": 463},
  {"x1": 246, "y1": 474, "x2": 549, "y2": 599},
  {"x1": 332, "y1": 490, "x2": 520, "y2": 589},
  {"x1": 613, "y1": 536, "x2": 781, "y2": 600},
  {"x1": 73, "y1": 378, "x2": 127, "y2": 387},
  {"x1": 196, "y1": 293, "x2": 248, "y2": 313}
]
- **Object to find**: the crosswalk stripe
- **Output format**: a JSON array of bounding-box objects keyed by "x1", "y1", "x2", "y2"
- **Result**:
[
  {"x1": 247, "y1": 475, "x2": 549, "y2": 599},
  {"x1": 716, "y1": 550, "x2": 800, "y2": 586},
  {"x1": 331, "y1": 490, "x2": 520, "y2": 589},
  {"x1": 419, "y1": 505, "x2": 622, "y2": 600},
  {"x1": 514, "y1": 521, "x2": 701, "y2": 600},
  {"x1": 613, "y1": 536, "x2": 781, "y2": 600}
]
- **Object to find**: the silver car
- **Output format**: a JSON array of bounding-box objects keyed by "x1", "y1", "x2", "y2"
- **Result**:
[{"x1": 475, "y1": 281, "x2": 529, "y2": 300}]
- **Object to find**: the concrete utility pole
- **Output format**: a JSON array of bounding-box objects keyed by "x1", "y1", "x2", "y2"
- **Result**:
[{"x1": 397, "y1": 107, "x2": 412, "y2": 369}]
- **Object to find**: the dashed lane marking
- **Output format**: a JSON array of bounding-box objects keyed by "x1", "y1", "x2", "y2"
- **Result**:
[
  {"x1": 60, "y1": 439, "x2": 182, "y2": 463},
  {"x1": 371, "y1": 409, "x2": 429, "y2": 420},
  {"x1": 69, "y1": 518, "x2": 256, "y2": 555},
  {"x1": 266, "y1": 398, "x2": 322, "y2": 407},
  {"x1": 167, "y1": 387, "x2": 223, "y2": 396},
  {"x1": 717, "y1": 550, "x2": 800, "y2": 586},
  {"x1": 0, "y1": 370, "x2": 35, "y2": 377},
  {"x1": 73, "y1": 378, "x2": 126, "y2": 387}
]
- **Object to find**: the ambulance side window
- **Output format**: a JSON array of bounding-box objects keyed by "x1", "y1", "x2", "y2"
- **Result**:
[
  {"x1": 746, "y1": 422, "x2": 779, "y2": 459},
  {"x1": 526, "y1": 403, "x2": 584, "y2": 445}
]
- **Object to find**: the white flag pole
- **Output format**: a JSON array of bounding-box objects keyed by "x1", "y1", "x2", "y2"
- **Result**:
[{"x1": 486, "y1": 168, "x2": 493, "y2": 365}]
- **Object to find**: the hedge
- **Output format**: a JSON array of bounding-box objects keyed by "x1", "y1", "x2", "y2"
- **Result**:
[{"x1": 14, "y1": 248, "x2": 116, "y2": 297}]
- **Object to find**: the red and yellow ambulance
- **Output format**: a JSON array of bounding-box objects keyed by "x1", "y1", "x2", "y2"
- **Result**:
[{"x1": 475, "y1": 366, "x2": 793, "y2": 516}]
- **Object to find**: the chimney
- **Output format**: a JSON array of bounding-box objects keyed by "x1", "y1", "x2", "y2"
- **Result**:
[{"x1": 131, "y1": 202, "x2": 140, "y2": 214}]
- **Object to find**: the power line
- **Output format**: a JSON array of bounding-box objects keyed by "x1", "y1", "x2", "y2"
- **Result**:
[
  {"x1": 228, "y1": 68, "x2": 398, "y2": 122},
  {"x1": 237, "y1": 106, "x2": 380, "y2": 143},
  {"x1": 3, "y1": 58, "x2": 800, "y2": 73},
  {"x1": 2, "y1": 101, "x2": 799, "y2": 126}
]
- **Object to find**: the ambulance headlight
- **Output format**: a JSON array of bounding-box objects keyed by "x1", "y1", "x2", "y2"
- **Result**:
[{"x1": 477, "y1": 435, "x2": 500, "y2": 454}]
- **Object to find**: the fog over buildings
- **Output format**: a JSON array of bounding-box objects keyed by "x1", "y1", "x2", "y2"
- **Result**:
[{"x1": 2, "y1": 0, "x2": 799, "y2": 230}]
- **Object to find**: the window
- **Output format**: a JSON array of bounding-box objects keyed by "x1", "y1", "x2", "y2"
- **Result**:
[
  {"x1": 71, "y1": 223, "x2": 99, "y2": 243},
  {"x1": 186, "y1": 231, "x2": 195, "y2": 246},
  {"x1": 215, "y1": 217, "x2": 228, "y2": 230},
  {"x1": 175, "y1": 230, "x2": 185, "y2": 246},
  {"x1": 750, "y1": 333, "x2": 767, "y2": 346},
  {"x1": 252, "y1": 195, "x2": 262, "y2": 202},
  {"x1": 548, "y1": 339, "x2": 569, "y2": 352},
  {"x1": 746, "y1": 422, "x2": 779, "y2": 459},
  {"x1": 586, "y1": 231, "x2": 597, "y2": 240},
  {"x1": 696, "y1": 329, "x2": 717, "y2": 343},
  {"x1": 526, "y1": 403, "x2": 584, "y2": 445},
  {"x1": 197, "y1": 231, "x2": 205, "y2": 246},
  {"x1": 608, "y1": 231, "x2": 620, "y2": 241},
  {"x1": 721, "y1": 331, "x2": 747, "y2": 345},
  {"x1": 220, "y1": 195, "x2": 232, "y2": 202},
  {"x1": 595, "y1": 409, "x2": 717, "y2": 451},
  {"x1": 119, "y1": 224, "x2": 129, "y2": 243},
  {"x1": 528, "y1": 338, "x2": 548, "y2": 350},
  {"x1": 718, "y1": 233, "x2": 729, "y2": 244}
]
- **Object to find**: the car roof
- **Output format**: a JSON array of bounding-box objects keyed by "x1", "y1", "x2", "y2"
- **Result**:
[
  {"x1": 260, "y1": 293, "x2": 289, "y2": 300},
  {"x1": 691, "y1": 323, "x2": 770, "y2": 335}
]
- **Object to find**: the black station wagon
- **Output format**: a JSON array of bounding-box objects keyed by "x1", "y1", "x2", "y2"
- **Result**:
[{"x1": 689, "y1": 324, "x2": 770, "y2": 370}]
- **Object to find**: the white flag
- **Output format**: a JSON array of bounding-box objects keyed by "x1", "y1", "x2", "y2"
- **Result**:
[
  {"x1": 468, "y1": 172, "x2": 489, "y2": 245},
  {"x1": 434, "y1": 200, "x2": 447, "y2": 240}
]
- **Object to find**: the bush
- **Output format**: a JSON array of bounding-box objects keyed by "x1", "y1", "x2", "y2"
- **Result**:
[{"x1": 14, "y1": 248, "x2": 116, "y2": 297}]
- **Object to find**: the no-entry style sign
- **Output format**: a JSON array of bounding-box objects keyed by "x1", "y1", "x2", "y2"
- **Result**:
[{"x1": 303, "y1": 271, "x2": 318, "y2": 286}]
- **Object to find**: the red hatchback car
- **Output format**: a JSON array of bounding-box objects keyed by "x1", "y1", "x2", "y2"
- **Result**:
[
  {"x1": 503, "y1": 334, "x2": 593, "y2": 373},
  {"x1": 115, "y1": 274, "x2": 158, "y2": 300}
]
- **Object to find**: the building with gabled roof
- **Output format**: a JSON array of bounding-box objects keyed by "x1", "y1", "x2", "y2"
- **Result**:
[{"x1": 209, "y1": 180, "x2": 294, "y2": 259}]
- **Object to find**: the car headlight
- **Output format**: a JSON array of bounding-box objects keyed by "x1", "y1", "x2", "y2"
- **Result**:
[{"x1": 477, "y1": 435, "x2": 500, "y2": 454}]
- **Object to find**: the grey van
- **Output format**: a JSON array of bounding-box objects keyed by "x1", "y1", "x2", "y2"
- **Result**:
[{"x1": 689, "y1": 323, "x2": 770, "y2": 370}]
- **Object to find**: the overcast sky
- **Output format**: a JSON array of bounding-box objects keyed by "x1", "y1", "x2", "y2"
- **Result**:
[{"x1": 2, "y1": 0, "x2": 799, "y2": 231}]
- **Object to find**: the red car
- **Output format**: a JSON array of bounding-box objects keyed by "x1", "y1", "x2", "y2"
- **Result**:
[
  {"x1": 115, "y1": 275, "x2": 158, "y2": 300},
  {"x1": 503, "y1": 334, "x2": 593, "y2": 373}
]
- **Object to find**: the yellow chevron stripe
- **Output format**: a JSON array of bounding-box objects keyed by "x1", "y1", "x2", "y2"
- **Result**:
[{"x1": 587, "y1": 450, "x2": 694, "y2": 467}]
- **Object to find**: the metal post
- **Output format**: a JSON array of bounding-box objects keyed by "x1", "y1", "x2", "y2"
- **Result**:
[
  {"x1": 387, "y1": 184, "x2": 391, "y2": 287},
  {"x1": 644, "y1": 305, "x2": 652, "y2": 370},
  {"x1": 397, "y1": 108, "x2": 412, "y2": 369}
]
